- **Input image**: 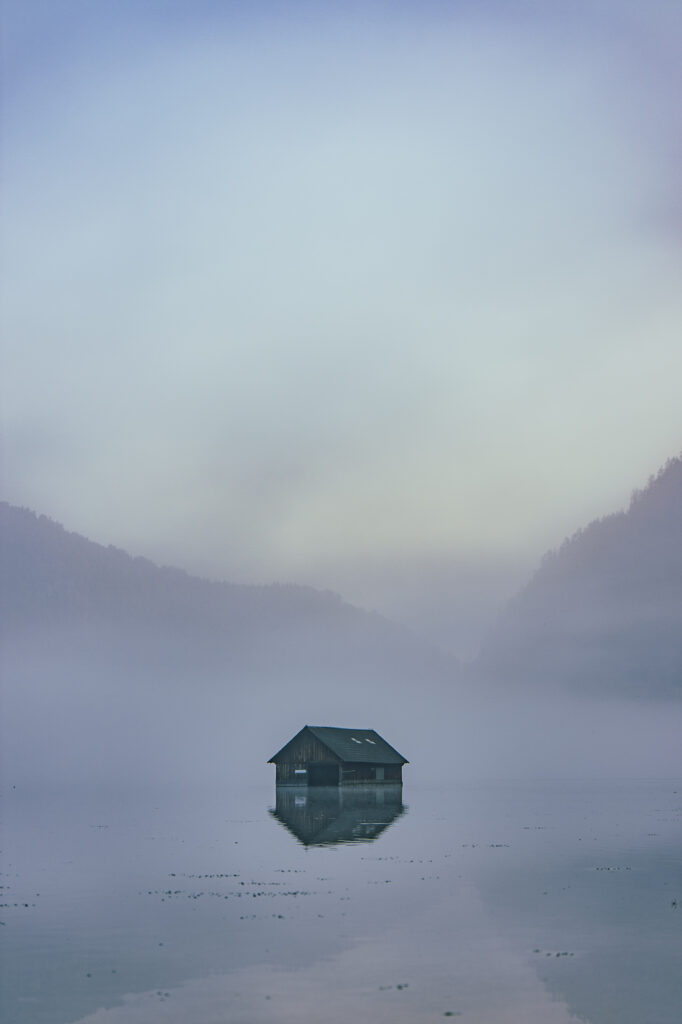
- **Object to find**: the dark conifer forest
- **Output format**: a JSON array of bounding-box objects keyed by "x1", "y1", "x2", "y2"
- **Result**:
[{"x1": 475, "y1": 455, "x2": 682, "y2": 696}]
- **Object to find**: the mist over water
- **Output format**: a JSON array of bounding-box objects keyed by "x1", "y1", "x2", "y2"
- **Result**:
[
  {"x1": 1, "y1": 491, "x2": 680, "y2": 1024},
  {"x1": 2, "y1": 776, "x2": 680, "y2": 1024},
  {"x1": 2, "y1": 650, "x2": 681, "y2": 790}
]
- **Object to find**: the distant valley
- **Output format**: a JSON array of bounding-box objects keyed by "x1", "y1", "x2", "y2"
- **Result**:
[
  {"x1": 1, "y1": 454, "x2": 680, "y2": 787},
  {"x1": 2, "y1": 452, "x2": 681, "y2": 704}
]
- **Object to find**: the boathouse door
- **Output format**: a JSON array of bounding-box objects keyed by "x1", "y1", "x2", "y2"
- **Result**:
[{"x1": 307, "y1": 764, "x2": 339, "y2": 786}]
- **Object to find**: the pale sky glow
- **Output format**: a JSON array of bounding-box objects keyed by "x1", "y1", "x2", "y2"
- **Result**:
[{"x1": 1, "y1": 0, "x2": 681, "y2": 654}]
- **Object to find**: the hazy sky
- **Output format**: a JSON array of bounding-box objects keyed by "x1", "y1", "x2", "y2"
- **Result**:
[{"x1": 2, "y1": 1, "x2": 681, "y2": 653}]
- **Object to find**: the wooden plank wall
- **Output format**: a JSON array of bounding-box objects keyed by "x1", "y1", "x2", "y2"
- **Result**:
[{"x1": 274, "y1": 730, "x2": 340, "y2": 784}]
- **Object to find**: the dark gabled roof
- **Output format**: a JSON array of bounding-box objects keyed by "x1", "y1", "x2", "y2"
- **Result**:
[
  {"x1": 267, "y1": 725, "x2": 408, "y2": 765},
  {"x1": 306, "y1": 726, "x2": 407, "y2": 765}
]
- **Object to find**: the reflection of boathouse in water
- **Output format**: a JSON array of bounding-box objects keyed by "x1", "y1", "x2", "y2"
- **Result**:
[
  {"x1": 270, "y1": 785, "x2": 406, "y2": 846},
  {"x1": 268, "y1": 725, "x2": 408, "y2": 786}
]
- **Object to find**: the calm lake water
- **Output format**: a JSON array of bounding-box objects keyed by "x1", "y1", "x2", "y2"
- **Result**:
[{"x1": 1, "y1": 779, "x2": 680, "y2": 1024}]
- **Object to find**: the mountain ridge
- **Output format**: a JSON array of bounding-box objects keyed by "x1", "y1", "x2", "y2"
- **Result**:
[
  {"x1": 475, "y1": 454, "x2": 682, "y2": 697},
  {"x1": 0, "y1": 499, "x2": 458, "y2": 785},
  {"x1": 0, "y1": 500, "x2": 455, "y2": 681}
]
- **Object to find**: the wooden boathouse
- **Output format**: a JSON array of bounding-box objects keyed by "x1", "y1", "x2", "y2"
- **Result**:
[{"x1": 268, "y1": 725, "x2": 408, "y2": 786}]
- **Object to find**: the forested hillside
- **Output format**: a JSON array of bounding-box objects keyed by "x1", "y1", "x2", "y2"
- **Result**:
[
  {"x1": 1, "y1": 501, "x2": 451, "y2": 682},
  {"x1": 1, "y1": 502, "x2": 459, "y2": 785},
  {"x1": 476, "y1": 456, "x2": 682, "y2": 696}
]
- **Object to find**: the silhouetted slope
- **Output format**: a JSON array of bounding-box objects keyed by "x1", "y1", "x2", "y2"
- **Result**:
[
  {"x1": 476, "y1": 456, "x2": 682, "y2": 696},
  {"x1": 0, "y1": 501, "x2": 454, "y2": 681},
  {"x1": 2, "y1": 504, "x2": 462, "y2": 786}
]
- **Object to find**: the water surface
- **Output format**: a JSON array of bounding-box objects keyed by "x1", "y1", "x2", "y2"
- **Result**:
[{"x1": 2, "y1": 779, "x2": 680, "y2": 1023}]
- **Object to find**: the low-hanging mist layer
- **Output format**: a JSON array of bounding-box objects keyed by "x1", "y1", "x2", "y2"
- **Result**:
[
  {"x1": 2, "y1": 453, "x2": 681, "y2": 788},
  {"x1": 0, "y1": 502, "x2": 457, "y2": 785},
  {"x1": 475, "y1": 455, "x2": 682, "y2": 697}
]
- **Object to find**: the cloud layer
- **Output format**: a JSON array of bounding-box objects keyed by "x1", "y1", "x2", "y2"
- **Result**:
[{"x1": 2, "y1": 1, "x2": 681, "y2": 642}]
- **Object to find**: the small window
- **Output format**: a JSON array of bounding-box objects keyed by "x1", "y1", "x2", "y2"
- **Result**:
[
  {"x1": 365, "y1": 738, "x2": 376, "y2": 744},
  {"x1": 294, "y1": 769, "x2": 307, "y2": 775},
  {"x1": 375, "y1": 767, "x2": 384, "y2": 781},
  {"x1": 351, "y1": 737, "x2": 362, "y2": 744}
]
